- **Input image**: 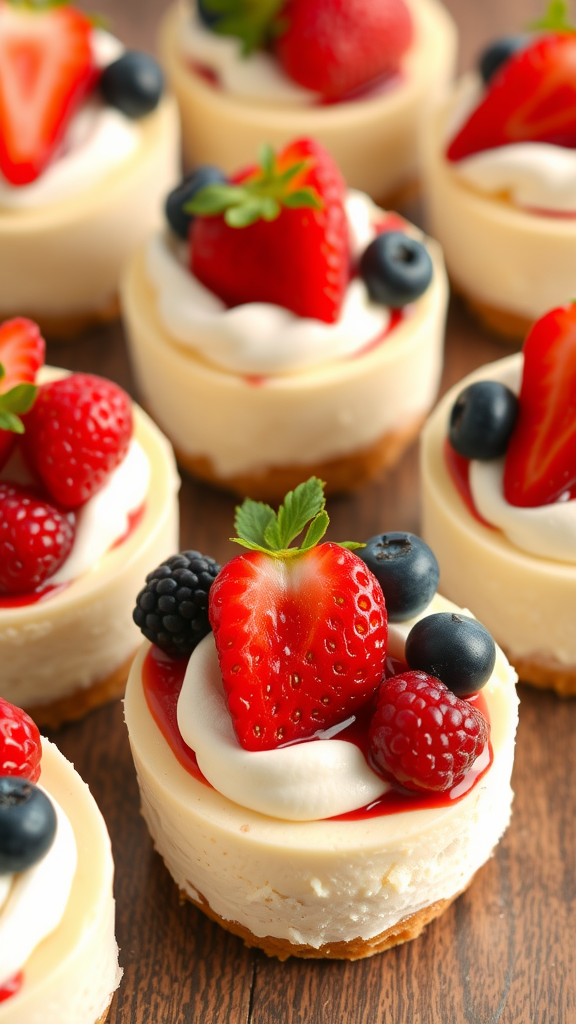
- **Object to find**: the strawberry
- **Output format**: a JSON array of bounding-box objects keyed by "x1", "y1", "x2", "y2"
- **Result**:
[
  {"x1": 447, "y1": 31, "x2": 576, "y2": 162},
  {"x1": 0, "y1": 697, "x2": 42, "y2": 782},
  {"x1": 274, "y1": 0, "x2": 413, "y2": 100},
  {"x1": 187, "y1": 139, "x2": 350, "y2": 324},
  {"x1": 503, "y1": 302, "x2": 576, "y2": 507},
  {"x1": 209, "y1": 478, "x2": 388, "y2": 752},
  {"x1": 0, "y1": 481, "x2": 75, "y2": 594},
  {"x1": 0, "y1": 318, "x2": 44, "y2": 471},
  {"x1": 0, "y1": 2, "x2": 96, "y2": 186},
  {"x1": 21, "y1": 373, "x2": 133, "y2": 510}
]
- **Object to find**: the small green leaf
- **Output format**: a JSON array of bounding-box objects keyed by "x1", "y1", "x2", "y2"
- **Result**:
[
  {"x1": 235, "y1": 497, "x2": 276, "y2": 549},
  {"x1": 283, "y1": 188, "x2": 323, "y2": 210},
  {"x1": 276, "y1": 160, "x2": 308, "y2": 186},
  {"x1": 185, "y1": 184, "x2": 246, "y2": 216},
  {"x1": 0, "y1": 410, "x2": 24, "y2": 434},
  {"x1": 0, "y1": 364, "x2": 5, "y2": 383},
  {"x1": 269, "y1": 478, "x2": 326, "y2": 549},
  {"x1": 300, "y1": 510, "x2": 330, "y2": 550},
  {"x1": 336, "y1": 541, "x2": 366, "y2": 551},
  {"x1": 225, "y1": 198, "x2": 275, "y2": 227},
  {"x1": 259, "y1": 143, "x2": 275, "y2": 180},
  {"x1": 529, "y1": 0, "x2": 576, "y2": 31},
  {"x1": 0, "y1": 383, "x2": 37, "y2": 415}
]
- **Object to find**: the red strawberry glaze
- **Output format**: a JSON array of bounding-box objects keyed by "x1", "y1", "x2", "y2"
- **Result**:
[
  {"x1": 0, "y1": 972, "x2": 22, "y2": 1003},
  {"x1": 142, "y1": 646, "x2": 492, "y2": 818},
  {"x1": 0, "y1": 582, "x2": 70, "y2": 610},
  {"x1": 444, "y1": 438, "x2": 497, "y2": 530},
  {"x1": 111, "y1": 503, "x2": 146, "y2": 550}
]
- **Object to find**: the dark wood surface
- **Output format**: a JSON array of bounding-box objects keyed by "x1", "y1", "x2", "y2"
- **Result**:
[{"x1": 48, "y1": 1, "x2": 576, "y2": 1021}]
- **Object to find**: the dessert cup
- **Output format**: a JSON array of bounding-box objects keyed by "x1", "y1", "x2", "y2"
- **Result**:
[
  {"x1": 0, "y1": 368, "x2": 180, "y2": 728},
  {"x1": 159, "y1": 0, "x2": 456, "y2": 203},
  {"x1": 421, "y1": 354, "x2": 576, "y2": 695}
]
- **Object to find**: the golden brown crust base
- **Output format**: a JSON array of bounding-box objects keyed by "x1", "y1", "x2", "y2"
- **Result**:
[
  {"x1": 451, "y1": 284, "x2": 534, "y2": 343},
  {"x1": 24, "y1": 651, "x2": 136, "y2": 729},
  {"x1": 506, "y1": 651, "x2": 576, "y2": 698},
  {"x1": 171, "y1": 414, "x2": 426, "y2": 502},
  {"x1": 0, "y1": 295, "x2": 120, "y2": 342},
  {"x1": 95, "y1": 1006, "x2": 112, "y2": 1024},
  {"x1": 180, "y1": 881, "x2": 469, "y2": 961}
]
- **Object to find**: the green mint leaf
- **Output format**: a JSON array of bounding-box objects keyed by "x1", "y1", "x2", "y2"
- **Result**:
[
  {"x1": 234, "y1": 497, "x2": 276, "y2": 549},
  {"x1": 267, "y1": 477, "x2": 326, "y2": 550},
  {"x1": 0, "y1": 383, "x2": 37, "y2": 415},
  {"x1": 0, "y1": 410, "x2": 24, "y2": 434},
  {"x1": 300, "y1": 510, "x2": 329, "y2": 550},
  {"x1": 336, "y1": 541, "x2": 366, "y2": 551},
  {"x1": 283, "y1": 188, "x2": 323, "y2": 210},
  {"x1": 529, "y1": 0, "x2": 576, "y2": 31}
]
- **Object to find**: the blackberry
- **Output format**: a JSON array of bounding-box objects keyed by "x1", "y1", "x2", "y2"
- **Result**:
[{"x1": 133, "y1": 551, "x2": 221, "y2": 656}]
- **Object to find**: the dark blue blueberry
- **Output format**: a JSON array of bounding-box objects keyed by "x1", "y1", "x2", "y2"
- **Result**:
[
  {"x1": 359, "y1": 232, "x2": 433, "y2": 308},
  {"x1": 0, "y1": 777, "x2": 57, "y2": 874},
  {"x1": 165, "y1": 166, "x2": 227, "y2": 239},
  {"x1": 449, "y1": 381, "x2": 518, "y2": 461},
  {"x1": 100, "y1": 52, "x2": 164, "y2": 118},
  {"x1": 478, "y1": 36, "x2": 528, "y2": 84},
  {"x1": 359, "y1": 533, "x2": 439, "y2": 623},
  {"x1": 405, "y1": 613, "x2": 496, "y2": 697},
  {"x1": 133, "y1": 551, "x2": 221, "y2": 656}
]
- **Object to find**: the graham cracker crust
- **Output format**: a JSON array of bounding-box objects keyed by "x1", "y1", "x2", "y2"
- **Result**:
[
  {"x1": 180, "y1": 881, "x2": 470, "y2": 961},
  {"x1": 506, "y1": 651, "x2": 576, "y2": 698},
  {"x1": 171, "y1": 415, "x2": 426, "y2": 502},
  {"x1": 0, "y1": 295, "x2": 120, "y2": 343},
  {"x1": 25, "y1": 651, "x2": 136, "y2": 730}
]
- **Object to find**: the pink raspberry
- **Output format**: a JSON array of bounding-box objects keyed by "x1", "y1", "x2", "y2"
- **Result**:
[{"x1": 369, "y1": 670, "x2": 489, "y2": 793}]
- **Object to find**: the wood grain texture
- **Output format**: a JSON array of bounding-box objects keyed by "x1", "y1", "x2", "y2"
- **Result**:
[{"x1": 46, "y1": 1, "x2": 576, "y2": 1021}]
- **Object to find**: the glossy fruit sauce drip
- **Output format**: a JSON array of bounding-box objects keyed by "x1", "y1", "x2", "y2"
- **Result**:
[
  {"x1": 142, "y1": 646, "x2": 493, "y2": 817},
  {"x1": 0, "y1": 971, "x2": 23, "y2": 1003},
  {"x1": 444, "y1": 438, "x2": 497, "y2": 529}
]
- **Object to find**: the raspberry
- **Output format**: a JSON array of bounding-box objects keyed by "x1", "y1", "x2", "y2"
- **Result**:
[
  {"x1": 369, "y1": 671, "x2": 489, "y2": 793},
  {"x1": 0, "y1": 482, "x2": 75, "y2": 594},
  {"x1": 134, "y1": 551, "x2": 221, "y2": 657},
  {"x1": 0, "y1": 698, "x2": 42, "y2": 782},
  {"x1": 21, "y1": 373, "x2": 133, "y2": 509}
]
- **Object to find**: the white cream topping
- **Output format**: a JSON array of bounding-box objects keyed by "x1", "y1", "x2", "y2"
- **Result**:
[
  {"x1": 0, "y1": 31, "x2": 139, "y2": 210},
  {"x1": 146, "y1": 190, "x2": 394, "y2": 376},
  {"x1": 464, "y1": 358, "x2": 576, "y2": 561},
  {"x1": 454, "y1": 143, "x2": 576, "y2": 215},
  {"x1": 179, "y1": 2, "x2": 318, "y2": 105},
  {"x1": 0, "y1": 794, "x2": 77, "y2": 988}
]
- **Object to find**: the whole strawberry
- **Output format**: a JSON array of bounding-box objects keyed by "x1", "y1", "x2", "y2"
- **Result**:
[
  {"x1": 187, "y1": 139, "x2": 350, "y2": 324},
  {"x1": 0, "y1": 318, "x2": 44, "y2": 471},
  {"x1": 369, "y1": 670, "x2": 489, "y2": 793},
  {"x1": 0, "y1": 482, "x2": 75, "y2": 594},
  {"x1": 0, "y1": 697, "x2": 42, "y2": 783},
  {"x1": 209, "y1": 478, "x2": 388, "y2": 751},
  {"x1": 21, "y1": 373, "x2": 133, "y2": 509}
]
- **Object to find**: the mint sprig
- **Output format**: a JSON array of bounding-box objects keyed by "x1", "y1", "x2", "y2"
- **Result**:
[
  {"x1": 0, "y1": 364, "x2": 37, "y2": 435},
  {"x1": 231, "y1": 478, "x2": 364, "y2": 559},
  {"x1": 529, "y1": 0, "x2": 576, "y2": 32},
  {"x1": 198, "y1": 0, "x2": 285, "y2": 55},
  {"x1": 185, "y1": 142, "x2": 323, "y2": 228}
]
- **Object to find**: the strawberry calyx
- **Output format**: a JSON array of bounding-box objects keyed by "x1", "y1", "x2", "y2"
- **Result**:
[
  {"x1": 0, "y1": 363, "x2": 37, "y2": 436},
  {"x1": 197, "y1": 0, "x2": 285, "y2": 55},
  {"x1": 185, "y1": 142, "x2": 323, "y2": 228},
  {"x1": 231, "y1": 477, "x2": 363, "y2": 559},
  {"x1": 529, "y1": 0, "x2": 576, "y2": 33}
]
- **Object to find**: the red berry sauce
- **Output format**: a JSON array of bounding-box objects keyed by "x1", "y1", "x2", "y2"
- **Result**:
[
  {"x1": 142, "y1": 648, "x2": 493, "y2": 816},
  {"x1": 111, "y1": 503, "x2": 146, "y2": 550},
  {"x1": 444, "y1": 438, "x2": 497, "y2": 529},
  {"x1": 0, "y1": 972, "x2": 22, "y2": 1003}
]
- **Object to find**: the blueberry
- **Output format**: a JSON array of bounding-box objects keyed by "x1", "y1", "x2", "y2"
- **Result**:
[
  {"x1": 449, "y1": 381, "x2": 518, "y2": 461},
  {"x1": 359, "y1": 533, "x2": 439, "y2": 623},
  {"x1": 100, "y1": 52, "x2": 164, "y2": 118},
  {"x1": 405, "y1": 613, "x2": 496, "y2": 697},
  {"x1": 165, "y1": 166, "x2": 227, "y2": 239},
  {"x1": 359, "y1": 232, "x2": 433, "y2": 308},
  {"x1": 0, "y1": 777, "x2": 57, "y2": 874},
  {"x1": 479, "y1": 36, "x2": 528, "y2": 85}
]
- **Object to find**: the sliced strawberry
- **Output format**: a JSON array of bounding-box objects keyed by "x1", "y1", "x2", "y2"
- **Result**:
[
  {"x1": 209, "y1": 478, "x2": 388, "y2": 751},
  {"x1": 447, "y1": 33, "x2": 576, "y2": 162},
  {"x1": 503, "y1": 303, "x2": 576, "y2": 507},
  {"x1": 0, "y1": 318, "x2": 44, "y2": 470},
  {"x1": 0, "y1": 2, "x2": 96, "y2": 186},
  {"x1": 274, "y1": 0, "x2": 413, "y2": 100},
  {"x1": 188, "y1": 138, "x2": 350, "y2": 323}
]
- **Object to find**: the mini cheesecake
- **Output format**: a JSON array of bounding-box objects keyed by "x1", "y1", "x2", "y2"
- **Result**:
[{"x1": 159, "y1": 0, "x2": 456, "y2": 203}]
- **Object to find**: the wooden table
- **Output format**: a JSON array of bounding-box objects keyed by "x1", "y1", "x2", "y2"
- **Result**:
[{"x1": 50, "y1": 1, "x2": 576, "y2": 1020}]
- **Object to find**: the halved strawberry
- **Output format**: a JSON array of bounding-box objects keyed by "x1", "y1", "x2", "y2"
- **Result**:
[
  {"x1": 0, "y1": 318, "x2": 44, "y2": 470},
  {"x1": 187, "y1": 139, "x2": 350, "y2": 323},
  {"x1": 0, "y1": 2, "x2": 96, "y2": 186},
  {"x1": 209, "y1": 478, "x2": 388, "y2": 751},
  {"x1": 503, "y1": 302, "x2": 576, "y2": 507},
  {"x1": 447, "y1": 32, "x2": 576, "y2": 162}
]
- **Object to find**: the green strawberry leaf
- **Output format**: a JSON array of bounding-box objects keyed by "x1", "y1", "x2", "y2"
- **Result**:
[
  {"x1": 529, "y1": 0, "x2": 576, "y2": 31},
  {"x1": 264, "y1": 478, "x2": 325, "y2": 549},
  {"x1": 0, "y1": 383, "x2": 37, "y2": 414},
  {"x1": 0, "y1": 364, "x2": 5, "y2": 384},
  {"x1": 282, "y1": 189, "x2": 323, "y2": 210},
  {"x1": 234, "y1": 497, "x2": 276, "y2": 550},
  {"x1": 198, "y1": 0, "x2": 285, "y2": 55},
  {"x1": 336, "y1": 541, "x2": 366, "y2": 551},
  {"x1": 0, "y1": 410, "x2": 25, "y2": 434},
  {"x1": 300, "y1": 510, "x2": 330, "y2": 551}
]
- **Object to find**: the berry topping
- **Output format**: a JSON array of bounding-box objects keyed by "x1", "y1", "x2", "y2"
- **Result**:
[
  {"x1": 187, "y1": 138, "x2": 350, "y2": 323},
  {"x1": 478, "y1": 35, "x2": 528, "y2": 85},
  {"x1": 0, "y1": 777, "x2": 56, "y2": 874},
  {"x1": 449, "y1": 381, "x2": 519, "y2": 461},
  {"x1": 359, "y1": 232, "x2": 433, "y2": 308},
  {"x1": 503, "y1": 303, "x2": 576, "y2": 507},
  {"x1": 0, "y1": 698, "x2": 41, "y2": 783},
  {"x1": 0, "y1": 2, "x2": 96, "y2": 185},
  {"x1": 165, "y1": 166, "x2": 227, "y2": 240},
  {"x1": 209, "y1": 478, "x2": 387, "y2": 751},
  {"x1": 405, "y1": 613, "x2": 496, "y2": 698},
  {"x1": 0, "y1": 483, "x2": 75, "y2": 595},
  {"x1": 0, "y1": 318, "x2": 45, "y2": 471},
  {"x1": 21, "y1": 373, "x2": 133, "y2": 510},
  {"x1": 100, "y1": 51, "x2": 164, "y2": 118},
  {"x1": 134, "y1": 551, "x2": 221, "y2": 657},
  {"x1": 359, "y1": 533, "x2": 439, "y2": 623},
  {"x1": 368, "y1": 670, "x2": 489, "y2": 793},
  {"x1": 274, "y1": 0, "x2": 413, "y2": 100}
]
